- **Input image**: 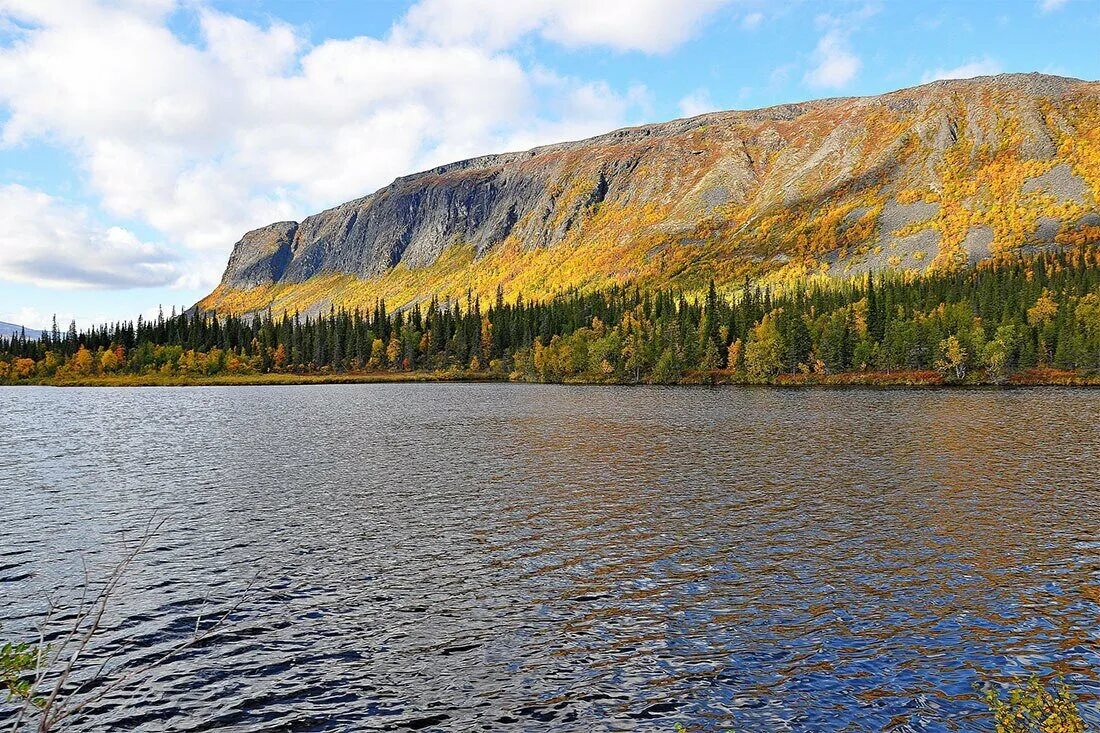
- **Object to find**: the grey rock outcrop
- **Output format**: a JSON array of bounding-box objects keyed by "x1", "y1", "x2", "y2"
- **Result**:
[{"x1": 220, "y1": 221, "x2": 298, "y2": 288}]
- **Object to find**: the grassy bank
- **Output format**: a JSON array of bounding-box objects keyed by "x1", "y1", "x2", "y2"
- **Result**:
[
  {"x1": 6, "y1": 367, "x2": 1100, "y2": 388},
  {"x1": 9, "y1": 370, "x2": 503, "y2": 388}
]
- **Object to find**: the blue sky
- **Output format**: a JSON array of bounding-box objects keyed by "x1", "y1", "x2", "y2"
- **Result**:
[{"x1": 0, "y1": 0, "x2": 1097, "y2": 329}]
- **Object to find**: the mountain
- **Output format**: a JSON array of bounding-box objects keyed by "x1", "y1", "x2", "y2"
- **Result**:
[
  {"x1": 0, "y1": 321, "x2": 42, "y2": 339},
  {"x1": 200, "y1": 73, "x2": 1100, "y2": 316}
]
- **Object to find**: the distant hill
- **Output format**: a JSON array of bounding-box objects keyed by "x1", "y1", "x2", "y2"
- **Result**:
[
  {"x1": 199, "y1": 72, "x2": 1100, "y2": 316},
  {"x1": 0, "y1": 321, "x2": 42, "y2": 339}
]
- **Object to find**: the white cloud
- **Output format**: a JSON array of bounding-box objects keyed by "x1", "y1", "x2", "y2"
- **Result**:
[
  {"x1": 0, "y1": 184, "x2": 179, "y2": 289},
  {"x1": 740, "y1": 11, "x2": 764, "y2": 30},
  {"x1": 0, "y1": 0, "x2": 651, "y2": 292},
  {"x1": 199, "y1": 8, "x2": 301, "y2": 77},
  {"x1": 1039, "y1": 0, "x2": 1069, "y2": 12},
  {"x1": 0, "y1": 304, "x2": 140, "y2": 332},
  {"x1": 678, "y1": 88, "x2": 718, "y2": 117},
  {"x1": 921, "y1": 57, "x2": 1003, "y2": 83},
  {"x1": 397, "y1": 0, "x2": 734, "y2": 53},
  {"x1": 804, "y1": 30, "x2": 860, "y2": 89},
  {"x1": 0, "y1": 306, "x2": 50, "y2": 331},
  {"x1": 486, "y1": 73, "x2": 652, "y2": 153}
]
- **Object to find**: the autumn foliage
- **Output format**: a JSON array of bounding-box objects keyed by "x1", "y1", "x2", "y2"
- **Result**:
[{"x1": 6, "y1": 249, "x2": 1100, "y2": 387}]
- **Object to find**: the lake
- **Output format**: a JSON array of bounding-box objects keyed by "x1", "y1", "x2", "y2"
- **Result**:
[{"x1": 1, "y1": 384, "x2": 1099, "y2": 731}]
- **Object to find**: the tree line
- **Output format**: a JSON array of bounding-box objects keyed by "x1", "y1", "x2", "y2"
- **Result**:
[{"x1": 4, "y1": 248, "x2": 1100, "y2": 384}]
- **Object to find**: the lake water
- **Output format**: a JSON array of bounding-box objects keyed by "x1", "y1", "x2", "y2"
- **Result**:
[{"x1": 1, "y1": 384, "x2": 1099, "y2": 732}]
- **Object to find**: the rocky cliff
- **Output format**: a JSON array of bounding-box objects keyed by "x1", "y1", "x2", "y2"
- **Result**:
[{"x1": 201, "y1": 73, "x2": 1100, "y2": 315}]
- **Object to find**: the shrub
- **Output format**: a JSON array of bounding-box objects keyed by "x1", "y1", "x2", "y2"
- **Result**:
[{"x1": 983, "y1": 676, "x2": 1088, "y2": 733}]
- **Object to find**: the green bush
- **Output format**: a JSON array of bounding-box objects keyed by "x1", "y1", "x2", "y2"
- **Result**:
[{"x1": 1, "y1": 641, "x2": 42, "y2": 708}]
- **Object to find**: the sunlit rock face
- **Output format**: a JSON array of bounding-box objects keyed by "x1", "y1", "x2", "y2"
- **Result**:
[{"x1": 203, "y1": 73, "x2": 1100, "y2": 315}]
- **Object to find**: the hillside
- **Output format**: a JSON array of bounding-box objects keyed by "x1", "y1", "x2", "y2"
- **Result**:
[
  {"x1": 0, "y1": 321, "x2": 41, "y2": 339},
  {"x1": 199, "y1": 73, "x2": 1100, "y2": 316}
]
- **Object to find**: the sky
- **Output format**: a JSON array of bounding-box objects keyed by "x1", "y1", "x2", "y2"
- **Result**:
[{"x1": 0, "y1": 0, "x2": 1098, "y2": 330}]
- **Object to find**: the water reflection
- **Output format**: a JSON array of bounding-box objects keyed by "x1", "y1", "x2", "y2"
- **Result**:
[{"x1": 1, "y1": 385, "x2": 1098, "y2": 731}]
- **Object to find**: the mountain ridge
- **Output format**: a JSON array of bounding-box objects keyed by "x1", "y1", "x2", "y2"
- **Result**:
[
  {"x1": 0, "y1": 321, "x2": 42, "y2": 339},
  {"x1": 200, "y1": 72, "x2": 1100, "y2": 316},
  {"x1": 383, "y1": 72, "x2": 1085, "y2": 182}
]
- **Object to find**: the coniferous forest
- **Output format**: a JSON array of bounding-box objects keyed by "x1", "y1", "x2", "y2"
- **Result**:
[{"x1": 5, "y1": 249, "x2": 1100, "y2": 386}]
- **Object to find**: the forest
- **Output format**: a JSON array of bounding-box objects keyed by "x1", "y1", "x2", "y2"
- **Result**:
[{"x1": 4, "y1": 248, "x2": 1100, "y2": 386}]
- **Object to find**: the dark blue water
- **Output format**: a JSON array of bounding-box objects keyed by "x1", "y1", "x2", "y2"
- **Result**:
[{"x1": 1, "y1": 384, "x2": 1098, "y2": 731}]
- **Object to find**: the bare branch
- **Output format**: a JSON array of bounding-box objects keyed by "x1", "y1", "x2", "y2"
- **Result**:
[
  {"x1": 37, "y1": 518, "x2": 166, "y2": 732},
  {"x1": 7, "y1": 516, "x2": 257, "y2": 733}
]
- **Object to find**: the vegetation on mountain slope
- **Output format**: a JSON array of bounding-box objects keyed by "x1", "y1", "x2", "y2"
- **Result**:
[
  {"x1": 7, "y1": 249, "x2": 1100, "y2": 386},
  {"x1": 199, "y1": 74, "x2": 1100, "y2": 318}
]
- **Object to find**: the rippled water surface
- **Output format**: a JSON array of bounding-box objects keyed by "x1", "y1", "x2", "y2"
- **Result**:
[{"x1": 2, "y1": 385, "x2": 1099, "y2": 732}]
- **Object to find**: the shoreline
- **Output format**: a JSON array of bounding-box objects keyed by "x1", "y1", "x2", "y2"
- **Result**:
[{"x1": 5, "y1": 368, "x2": 1100, "y2": 388}]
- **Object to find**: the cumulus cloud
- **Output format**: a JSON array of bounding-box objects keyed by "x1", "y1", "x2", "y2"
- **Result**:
[
  {"x1": 921, "y1": 57, "x2": 1003, "y2": 83},
  {"x1": 0, "y1": 184, "x2": 179, "y2": 289},
  {"x1": 1039, "y1": 0, "x2": 1069, "y2": 11},
  {"x1": 804, "y1": 30, "x2": 860, "y2": 89},
  {"x1": 0, "y1": 0, "x2": 652, "y2": 291},
  {"x1": 678, "y1": 89, "x2": 718, "y2": 117},
  {"x1": 397, "y1": 0, "x2": 733, "y2": 53},
  {"x1": 0, "y1": 306, "x2": 52, "y2": 332}
]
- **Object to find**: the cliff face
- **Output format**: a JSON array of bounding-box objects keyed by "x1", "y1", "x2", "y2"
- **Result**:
[
  {"x1": 219, "y1": 221, "x2": 298, "y2": 289},
  {"x1": 202, "y1": 73, "x2": 1100, "y2": 315}
]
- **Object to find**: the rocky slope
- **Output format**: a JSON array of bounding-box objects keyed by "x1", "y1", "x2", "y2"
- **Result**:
[{"x1": 200, "y1": 73, "x2": 1100, "y2": 315}]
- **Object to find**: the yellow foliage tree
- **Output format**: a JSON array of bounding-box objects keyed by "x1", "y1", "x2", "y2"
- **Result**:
[
  {"x1": 385, "y1": 335, "x2": 402, "y2": 370},
  {"x1": 99, "y1": 347, "x2": 123, "y2": 373},
  {"x1": 935, "y1": 335, "x2": 968, "y2": 381},
  {"x1": 368, "y1": 338, "x2": 385, "y2": 369},
  {"x1": 72, "y1": 346, "x2": 96, "y2": 375},
  {"x1": 1027, "y1": 290, "x2": 1058, "y2": 327},
  {"x1": 745, "y1": 312, "x2": 783, "y2": 380}
]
